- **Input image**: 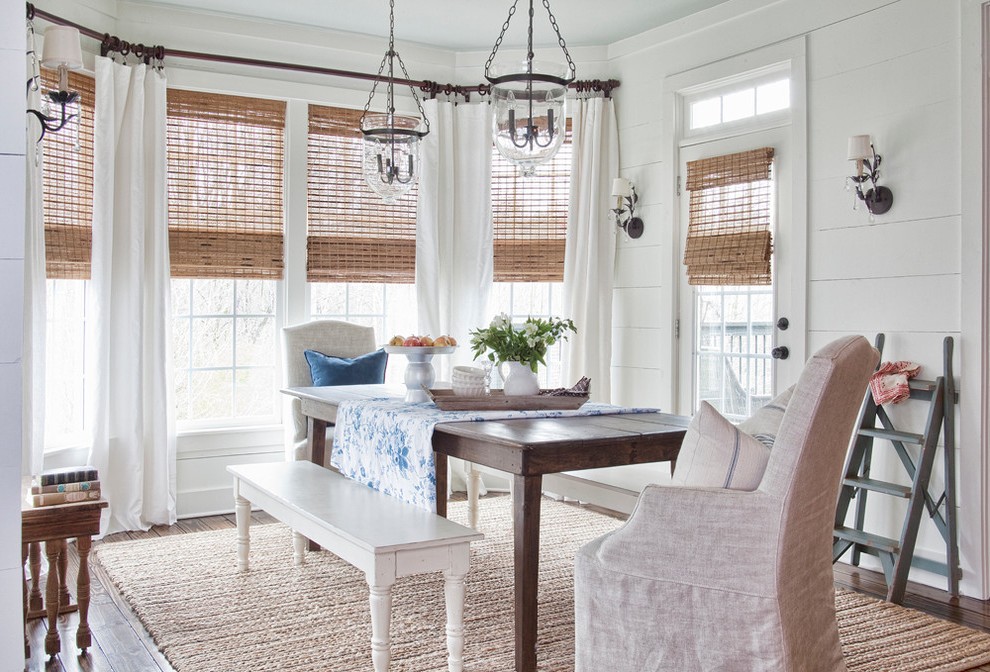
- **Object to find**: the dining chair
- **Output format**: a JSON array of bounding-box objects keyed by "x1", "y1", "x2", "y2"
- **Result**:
[
  {"x1": 574, "y1": 335, "x2": 879, "y2": 671},
  {"x1": 281, "y1": 320, "x2": 377, "y2": 466}
]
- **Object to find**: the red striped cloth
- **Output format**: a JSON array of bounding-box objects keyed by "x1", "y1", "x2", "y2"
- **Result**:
[{"x1": 869, "y1": 361, "x2": 921, "y2": 405}]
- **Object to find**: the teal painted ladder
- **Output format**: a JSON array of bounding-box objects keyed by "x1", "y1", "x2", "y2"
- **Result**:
[{"x1": 832, "y1": 334, "x2": 960, "y2": 603}]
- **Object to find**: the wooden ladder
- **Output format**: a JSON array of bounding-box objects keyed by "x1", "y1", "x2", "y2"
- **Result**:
[{"x1": 832, "y1": 334, "x2": 961, "y2": 603}]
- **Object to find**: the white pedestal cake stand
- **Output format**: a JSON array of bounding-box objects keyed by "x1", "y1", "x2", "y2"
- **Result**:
[{"x1": 384, "y1": 345, "x2": 456, "y2": 403}]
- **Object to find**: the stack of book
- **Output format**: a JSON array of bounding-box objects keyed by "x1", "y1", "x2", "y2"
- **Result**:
[{"x1": 30, "y1": 466, "x2": 101, "y2": 507}]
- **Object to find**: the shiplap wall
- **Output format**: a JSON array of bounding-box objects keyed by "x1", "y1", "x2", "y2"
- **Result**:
[
  {"x1": 1, "y1": 0, "x2": 25, "y2": 662},
  {"x1": 607, "y1": 0, "x2": 986, "y2": 598}
]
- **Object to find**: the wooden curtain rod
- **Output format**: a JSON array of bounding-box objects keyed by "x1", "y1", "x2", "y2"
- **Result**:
[{"x1": 26, "y1": 2, "x2": 620, "y2": 99}]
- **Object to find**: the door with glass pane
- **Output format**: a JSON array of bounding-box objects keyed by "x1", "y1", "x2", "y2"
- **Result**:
[{"x1": 677, "y1": 127, "x2": 796, "y2": 418}]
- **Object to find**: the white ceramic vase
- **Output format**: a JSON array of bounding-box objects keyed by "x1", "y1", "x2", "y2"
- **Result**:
[{"x1": 499, "y1": 361, "x2": 540, "y2": 396}]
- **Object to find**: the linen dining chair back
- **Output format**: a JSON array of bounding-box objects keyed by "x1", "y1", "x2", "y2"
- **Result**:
[
  {"x1": 281, "y1": 320, "x2": 377, "y2": 465},
  {"x1": 574, "y1": 335, "x2": 879, "y2": 672}
]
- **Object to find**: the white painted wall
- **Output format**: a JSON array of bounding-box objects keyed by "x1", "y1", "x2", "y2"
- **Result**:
[{"x1": 0, "y1": 0, "x2": 25, "y2": 664}]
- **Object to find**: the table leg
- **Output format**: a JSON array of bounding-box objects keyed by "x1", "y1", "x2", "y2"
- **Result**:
[
  {"x1": 22, "y1": 543, "x2": 29, "y2": 659},
  {"x1": 29, "y1": 541, "x2": 42, "y2": 611},
  {"x1": 308, "y1": 417, "x2": 329, "y2": 552},
  {"x1": 58, "y1": 544, "x2": 71, "y2": 608},
  {"x1": 513, "y1": 474, "x2": 542, "y2": 672},
  {"x1": 44, "y1": 540, "x2": 63, "y2": 658},
  {"x1": 466, "y1": 462, "x2": 480, "y2": 529},
  {"x1": 76, "y1": 536, "x2": 94, "y2": 652},
  {"x1": 434, "y1": 452, "x2": 448, "y2": 518},
  {"x1": 308, "y1": 416, "x2": 328, "y2": 468}
]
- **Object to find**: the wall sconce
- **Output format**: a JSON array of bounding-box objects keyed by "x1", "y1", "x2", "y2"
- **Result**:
[
  {"x1": 847, "y1": 134, "x2": 893, "y2": 216},
  {"x1": 611, "y1": 178, "x2": 644, "y2": 239},
  {"x1": 27, "y1": 25, "x2": 84, "y2": 143}
]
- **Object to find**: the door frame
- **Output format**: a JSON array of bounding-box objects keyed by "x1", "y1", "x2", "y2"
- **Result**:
[{"x1": 661, "y1": 37, "x2": 808, "y2": 416}]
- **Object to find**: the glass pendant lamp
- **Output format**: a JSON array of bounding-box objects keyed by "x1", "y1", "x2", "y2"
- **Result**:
[
  {"x1": 484, "y1": 0, "x2": 575, "y2": 176},
  {"x1": 360, "y1": 0, "x2": 429, "y2": 203}
]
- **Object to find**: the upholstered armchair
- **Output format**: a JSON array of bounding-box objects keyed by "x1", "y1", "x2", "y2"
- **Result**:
[
  {"x1": 574, "y1": 335, "x2": 879, "y2": 671},
  {"x1": 281, "y1": 320, "x2": 377, "y2": 465}
]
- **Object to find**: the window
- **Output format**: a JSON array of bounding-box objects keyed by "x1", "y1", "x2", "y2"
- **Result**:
[
  {"x1": 41, "y1": 70, "x2": 95, "y2": 448},
  {"x1": 687, "y1": 76, "x2": 790, "y2": 132},
  {"x1": 306, "y1": 104, "x2": 418, "y2": 371},
  {"x1": 489, "y1": 125, "x2": 572, "y2": 387},
  {"x1": 167, "y1": 90, "x2": 286, "y2": 426}
]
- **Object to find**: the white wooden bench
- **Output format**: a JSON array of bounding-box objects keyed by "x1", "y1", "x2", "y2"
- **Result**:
[{"x1": 227, "y1": 461, "x2": 483, "y2": 672}]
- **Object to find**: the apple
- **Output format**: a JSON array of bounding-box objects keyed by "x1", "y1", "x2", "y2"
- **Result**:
[
  {"x1": 433, "y1": 335, "x2": 449, "y2": 347},
  {"x1": 402, "y1": 336, "x2": 423, "y2": 347},
  {"x1": 388, "y1": 335, "x2": 405, "y2": 346},
  {"x1": 420, "y1": 335, "x2": 435, "y2": 346}
]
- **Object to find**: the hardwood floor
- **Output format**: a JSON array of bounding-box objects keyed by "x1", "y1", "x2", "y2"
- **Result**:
[{"x1": 23, "y1": 500, "x2": 990, "y2": 672}]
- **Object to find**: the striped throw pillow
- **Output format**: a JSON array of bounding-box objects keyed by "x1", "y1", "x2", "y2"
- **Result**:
[
  {"x1": 673, "y1": 401, "x2": 770, "y2": 491},
  {"x1": 737, "y1": 385, "x2": 794, "y2": 450}
]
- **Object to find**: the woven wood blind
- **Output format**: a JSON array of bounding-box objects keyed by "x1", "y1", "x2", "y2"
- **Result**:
[
  {"x1": 683, "y1": 147, "x2": 774, "y2": 286},
  {"x1": 167, "y1": 89, "x2": 286, "y2": 279},
  {"x1": 492, "y1": 123, "x2": 571, "y2": 282},
  {"x1": 306, "y1": 104, "x2": 417, "y2": 283},
  {"x1": 41, "y1": 70, "x2": 95, "y2": 279}
]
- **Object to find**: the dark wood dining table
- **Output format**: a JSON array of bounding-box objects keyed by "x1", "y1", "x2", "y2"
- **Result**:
[{"x1": 281, "y1": 384, "x2": 688, "y2": 672}]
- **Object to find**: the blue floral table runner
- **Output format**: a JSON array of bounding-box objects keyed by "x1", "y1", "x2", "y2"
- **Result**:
[{"x1": 331, "y1": 398, "x2": 656, "y2": 512}]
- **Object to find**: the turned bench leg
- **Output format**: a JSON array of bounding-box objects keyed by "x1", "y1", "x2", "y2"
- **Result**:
[
  {"x1": 368, "y1": 580, "x2": 395, "y2": 672},
  {"x1": 234, "y1": 492, "x2": 251, "y2": 572},
  {"x1": 292, "y1": 531, "x2": 307, "y2": 566}
]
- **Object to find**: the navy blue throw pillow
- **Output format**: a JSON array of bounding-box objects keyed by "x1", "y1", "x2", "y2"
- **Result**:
[{"x1": 303, "y1": 349, "x2": 388, "y2": 387}]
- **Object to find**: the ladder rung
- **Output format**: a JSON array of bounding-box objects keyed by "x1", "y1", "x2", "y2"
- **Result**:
[
  {"x1": 834, "y1": 526, "x2": 900, "y2": 554},
  {"x1": 908, "y1": 378, "x2": 939, "y2": 392},
  {"x1": 842, "y1": 477, "x2": 913, "y2": 498},
  {"x1": 858, "y1": 427, "x2": 925, "y2": 444}
]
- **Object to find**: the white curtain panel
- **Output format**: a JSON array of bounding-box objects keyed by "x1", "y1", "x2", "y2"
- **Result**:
[
  {"x1": 563, "y1": 97, "x2": 619, "y2": 402},
  {"x1": 23, "y1": 67, "x2": 46, "y2": 478},
  {"x1": 88, "y1": 57, "x2": 175, "y2": 534},
  {"x1": 416, "y1": 99, "x2": 494, "y2": 380}
]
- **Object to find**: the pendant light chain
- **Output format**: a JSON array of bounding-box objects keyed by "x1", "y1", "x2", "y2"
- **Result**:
[
  {"x1": 543, "y1": 0, "x2": 575, "y2": 79},
  {"x1": 484, "y1": 0, "x2": 520, "y2": 77}
]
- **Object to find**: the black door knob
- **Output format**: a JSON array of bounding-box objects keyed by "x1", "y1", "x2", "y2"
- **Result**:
[
  {"x1": 776, "y1": 317, "x2": 789, "y2": 331},
  {"x1": 771, "y1": 346, "x2": 789, "y2": 360}
]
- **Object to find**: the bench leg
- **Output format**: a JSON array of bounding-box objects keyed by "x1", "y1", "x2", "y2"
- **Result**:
[
  {"x1": 235, "y1": 493, "x2": 250, "y2": 572},
  {"x1": 368, "y1": 582, "x2": 394, "y2": 672},
  {"x1": 292, "y1": 531, "x2": 306, "y2": 566},
  {"x1": 444, "y1": 568, "x2": 467, "y2": 672},
  {"x1": 466, "y1": 463, "x2": 481, "y2": 530}
]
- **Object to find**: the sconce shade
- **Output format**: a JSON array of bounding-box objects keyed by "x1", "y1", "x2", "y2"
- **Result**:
[
  {"x1": 847, "y1": 134, "x2": 872, "y2": 161},
  {"x1": 41, "y1": 26, "x2": 83, "y2": 70},
  {"x1": 611, "y1": 177, "x2": 632, "y2": 198}
]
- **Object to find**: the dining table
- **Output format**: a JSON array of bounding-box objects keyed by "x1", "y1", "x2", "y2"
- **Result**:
[{"x1": 281, "y1": 383, "x2": 689, "y2": 672}]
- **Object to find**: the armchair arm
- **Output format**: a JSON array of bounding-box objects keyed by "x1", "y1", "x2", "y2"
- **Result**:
[{"x1": 592, "y1": 484, "x2": 782, "y2": 596}]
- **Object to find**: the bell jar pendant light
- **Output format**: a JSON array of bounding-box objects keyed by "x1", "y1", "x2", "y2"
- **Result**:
[
  {"x1": 484, "y1": 0, "x2": 576, "y2": 177},
  {"x1": 360, "y1": 0, "x2": 430, "y2": 203}
]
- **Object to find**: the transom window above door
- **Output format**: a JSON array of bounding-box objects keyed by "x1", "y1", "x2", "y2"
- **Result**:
[{"x1": 682, "y1": 66, "x2": 791, "y2": 137}]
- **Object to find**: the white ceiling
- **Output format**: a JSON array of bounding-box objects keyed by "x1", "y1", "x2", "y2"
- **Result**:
[{"x1": 124, "y1": 0, "x2": 734, "y2": 51}]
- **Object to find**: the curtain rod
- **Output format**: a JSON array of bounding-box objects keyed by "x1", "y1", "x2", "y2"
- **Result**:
[{"x1": 26, "y1": 2, "x2": 620, "y2": 100}]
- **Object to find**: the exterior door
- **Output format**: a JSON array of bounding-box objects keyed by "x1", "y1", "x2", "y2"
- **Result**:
[{"x1": 676, "y1": 126, "x2": 800, "y2": 418}]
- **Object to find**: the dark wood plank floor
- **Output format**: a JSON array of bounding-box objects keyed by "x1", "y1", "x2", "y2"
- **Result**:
[{"x1": 24, "y1": 499, "x2": 990, "y2": 672}]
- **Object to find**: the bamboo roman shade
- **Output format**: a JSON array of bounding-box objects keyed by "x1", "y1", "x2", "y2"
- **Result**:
[
  {"x1": 167, "y1": 89, "x2": 286, "y2": 278},
  {"x1": 306, "y1": 104, "x2": 417, "y2": 283},
  {"x1": 492, "y1": 123, "x2": 571, "y2": 282},
  {"x1": 683, "y1": 147, "x2": 774, "y2": 286},
  {"x1": 41, "y1": 70, "x2": 95, "y2": 279}
]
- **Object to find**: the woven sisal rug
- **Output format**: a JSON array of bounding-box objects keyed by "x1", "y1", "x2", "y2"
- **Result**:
[{"x1": 95, "y1": 497, "x2": 990, "y2": 672}]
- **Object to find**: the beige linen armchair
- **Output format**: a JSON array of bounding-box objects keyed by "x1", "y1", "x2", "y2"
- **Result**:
[
  {"x1": 574, "y1": 335, "x2": 879, "y2": 671},
  {"x1": 281, "y1": 320, "x2": 377, "y2": 465}
]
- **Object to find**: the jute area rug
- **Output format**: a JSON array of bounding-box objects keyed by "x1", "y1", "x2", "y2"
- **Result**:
[{"x1": 95, "y1": 497, "x2": 990, "y2": 672}]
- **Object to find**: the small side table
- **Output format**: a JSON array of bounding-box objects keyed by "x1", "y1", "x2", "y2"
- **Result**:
[{"x1": 22, "y1": 499, "x2": 107, "y2": 660}]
